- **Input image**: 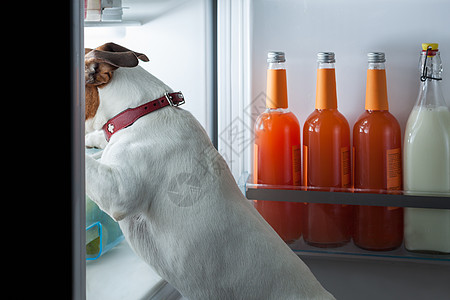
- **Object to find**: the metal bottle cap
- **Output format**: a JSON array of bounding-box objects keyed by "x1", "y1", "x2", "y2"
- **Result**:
[
  {"x1": 317, "y1": 52, "x2": 335, "y2": 63},
  {"x1": 267, "y1": 51, "x2": 286, "y2": 63},
  {"x1": 368, "y1": 52, "x2": 386, "y2": 63}
]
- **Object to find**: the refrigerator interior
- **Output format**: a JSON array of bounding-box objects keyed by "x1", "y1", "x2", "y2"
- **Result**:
[
  {"x1": 82, "y1": 0, "x2": 450, "y2": 299},
  {"x1": 217, "y1": 0, "x2": 450, "y2": 299}
]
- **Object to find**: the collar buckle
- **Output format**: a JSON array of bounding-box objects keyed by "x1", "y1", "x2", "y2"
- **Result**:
[{"x1": 165, "y1": 92, "x2": 185, "y2": 107}]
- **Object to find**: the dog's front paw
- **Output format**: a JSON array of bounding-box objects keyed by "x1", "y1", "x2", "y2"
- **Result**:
[{"x1": 85, "y1": 130, "x2": 108, "y2": 149}]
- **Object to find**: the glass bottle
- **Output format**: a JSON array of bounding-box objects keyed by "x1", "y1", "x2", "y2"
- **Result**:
[
  {"x1": 353, "y1": 53, "x2": 403, "y2": 251},
  {"x1": 253, "y1": 51, "x2": 303, "y2": 244},
  {"x1": 302, "y1": 52, "x2": 353, "y2": 248},
  {"x1": 404, "y1": 43, "x2": 450, "y2": 254}
]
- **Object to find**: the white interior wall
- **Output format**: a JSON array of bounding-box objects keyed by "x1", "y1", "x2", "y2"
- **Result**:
[
  {"x1": 84, "y1": 0, "x2": 213, "y2": 138},
  {"x1": 251, "y1": 0, "x2": 450, "y2": 133}
]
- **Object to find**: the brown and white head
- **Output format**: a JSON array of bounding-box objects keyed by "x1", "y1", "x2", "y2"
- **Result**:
[
  {"x1": 84, "y1": 43, "x2": 172, "y2": 138},
  {"x1": 84, "y1": 43, "x2": 148, "y2": 131}
]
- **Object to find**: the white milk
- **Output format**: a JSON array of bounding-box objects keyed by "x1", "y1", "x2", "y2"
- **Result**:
[{"x1": 404, "y1": 106, "x2": 450, "y2": 253}]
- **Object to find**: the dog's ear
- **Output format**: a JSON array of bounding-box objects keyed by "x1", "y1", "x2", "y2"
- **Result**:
[
  {"x1": 86, "y1": 42, "x2": 149, "y2": 68},
  {"x1": 95, "y1": 42, "x2": 149, "y2": 64},
  {"x1": 84, "y1": 43, "x2": 149, "y2": 86}
]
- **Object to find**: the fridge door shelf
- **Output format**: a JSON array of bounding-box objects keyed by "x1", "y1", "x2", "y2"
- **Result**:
[
  {"x1": 239, "y1": 173, "x2": 450, "y2": 263},
  {"x1": 84, "y1": 20, "x2": 141, "y2": 27},
  {"x1": 287, "y1": 238, "x2": 449, "y2": 264},
  {"x1": 245, "y1": 183, "x2": 450, "y2": 209}
]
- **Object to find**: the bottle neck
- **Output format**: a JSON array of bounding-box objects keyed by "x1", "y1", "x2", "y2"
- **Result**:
[
  {"x1": 365, "y1": 62, "x2": 389, "y2": 111},
  {"x1": 416, "y1": 51, "x2": 447, "y2": 108},
  {"x1": 266, "y1": 62, "x2": 288, "y2": 109},
  {"x1": 417, "y1": 79, "x2": 446, "y2": 108},
  {"x1": 420, "y1": 51, "x2": 442, "y2": 81},
  {"x1": 315, "y1": 63, "x2": 337, "y2": 110}
]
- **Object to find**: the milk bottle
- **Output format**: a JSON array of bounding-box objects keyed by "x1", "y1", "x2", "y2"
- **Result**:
[{"x1": 403, "y1": 43, "x2": 450, "y2": 254}]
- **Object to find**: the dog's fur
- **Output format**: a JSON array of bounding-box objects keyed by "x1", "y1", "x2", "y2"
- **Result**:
[{"x1": 85, "y1": 43, "x2": 335, "y2": 300}]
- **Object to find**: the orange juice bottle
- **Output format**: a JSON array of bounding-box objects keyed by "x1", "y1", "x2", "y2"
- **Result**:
[
  {"x1": 353, "y1": 53, "x2": 403, "y2": 251},
  {"x1": 303, "y1": 52, "x2": 353, "y2": 248},
  {"x1": 254, "y1": 51, "x2": 303, "y2": 244}
]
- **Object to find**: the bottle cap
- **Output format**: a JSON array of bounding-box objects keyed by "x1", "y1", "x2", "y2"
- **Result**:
[
  {"x1": 267, "y1": 51, "x2": 286, "y2": 63},
  {"x1": 367, "y1": 52, "x2": 385, "y2": 63},
  {"x1": 317, "y1": 52, "x2": 335, "y2": 63},
  {"x1": 422, "y1": 43, "x2": 439, "y2": 51},
  {"x1": 422, "y1": 43, "x2": 439, "y2": 57}
]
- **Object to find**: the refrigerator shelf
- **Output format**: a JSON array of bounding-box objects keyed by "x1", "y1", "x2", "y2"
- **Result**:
[
  {"x1": 288, "y1": 238, "x2": 450, "y2": 264},
  {"x1": 239, "y1": 173, "x2": 450, "y2": 263},
  {"x1": 84, "y1": 20, "x2": 141, "y2": 27},
  {"x1": 243, "y1": 176, "x2": 450, "y2": 210}
]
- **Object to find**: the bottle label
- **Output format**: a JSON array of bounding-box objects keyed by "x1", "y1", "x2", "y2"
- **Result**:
[
  {"x1": 386, "y1": 148, "x2": 402, "y2": 210},
  {"x1": 253, "y1": 144, "x2": 258, "y2": 184},
  {"x1": 303, "y1": 145, "x2": 308, "y2": 187},
  {"x1": 341, "y1": 147, "x2": 351, "y2": 188},
  {"x1": 386, "y1": 148, "x2": 402, "y2": 190},
  {"x1": 365, "y1": 69, "x2": 389, "y2": 111},
  {"x1": 266, "y1": 69, "x2": 288, "y2": 108},
  {"x1": 315, "y1": 68, "x2": 338, "y2": 109},
  {"x1": 352, "y1": 146, "x2": 355, "y2": 189},
  {"x1": 292, "y1": 145, "x2": 301, "y2": 185}
]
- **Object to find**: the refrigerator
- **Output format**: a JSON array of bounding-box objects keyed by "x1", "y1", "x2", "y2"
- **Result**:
[{"x1": 70, "y1": 0, "x2": 450, "y2": 299}]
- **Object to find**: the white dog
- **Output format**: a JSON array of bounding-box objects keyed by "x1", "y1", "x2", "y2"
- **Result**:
[{"x1": 84, "y1": 43, "x2": 335, "y2": 300}]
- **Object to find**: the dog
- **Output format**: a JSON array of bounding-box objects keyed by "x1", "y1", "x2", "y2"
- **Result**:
[{"x1": 84, "y1": 42, "x2": 335, "y2": 300}]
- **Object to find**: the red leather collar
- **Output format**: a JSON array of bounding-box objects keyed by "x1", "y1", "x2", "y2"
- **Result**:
[{"x1": 102, "y1": 92, "x2": 185, "y2": 142}]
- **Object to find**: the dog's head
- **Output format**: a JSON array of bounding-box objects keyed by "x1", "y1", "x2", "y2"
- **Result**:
[{"x1": 84, "y1": 42, "x2": 149, "y2": 121}]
